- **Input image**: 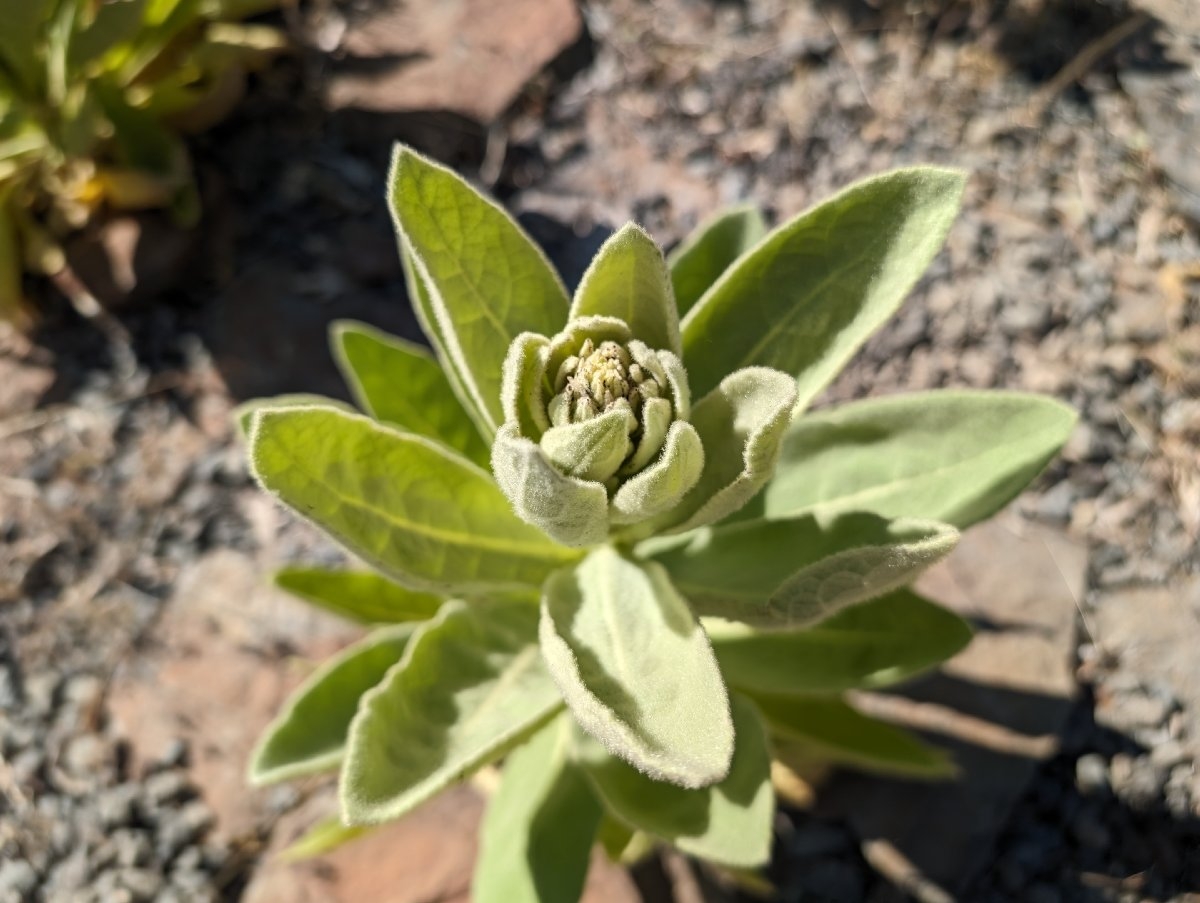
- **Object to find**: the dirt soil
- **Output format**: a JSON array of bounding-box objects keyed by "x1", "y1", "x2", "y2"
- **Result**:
[{"x1": 2, "y1": 0, "x2": 1199, "y2": 900}]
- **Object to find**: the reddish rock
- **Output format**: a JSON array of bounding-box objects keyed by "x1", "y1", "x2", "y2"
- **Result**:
[
  {"x1": 814, "y1": 513, "x2": 1087, "y2": 896},
  {"x1": 243, "y1": 786, "x2": 639, "y2": 903},
  {"x1": 327, "y1": 0, "x2": 584, "y2": 123}
]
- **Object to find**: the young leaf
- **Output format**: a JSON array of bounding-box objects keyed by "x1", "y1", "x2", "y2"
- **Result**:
[
  {"x1": 668, "y1": 204, "x2": 767, "y2": 318},
  {"x1": 681, "y1": 168, "x2": 966, "y2": 404},
  {"x1": 280, "y1": 815, "x2": 373, "y2": 862},
  {"x1": 388, "y1": 145, "x2": 569, "y2": 433},
  {"x1": 474, "y1": 718, "x2": 602, "y2": 903},
  {"x1": 400, "y1": 242, "x2": 496, "y2": 441},
  {"x1": 539, "y1": 548, "x2": 733, "y2": 789},
  {"x1": 751, "y1": 390, "x2": 1079, "y2": 529},
  {"x1": 596, "y1": 816, "x2": 657, "y2": 865},
  {"x1": 274, "y1": 568, "x2": 443, "y2": 625},
  {"x1": 576, "y1": 694, "x2": 774, "y2": 868},
  {"x1": 0, "y1": 0, "x2": 55, "y2": 92},
  {"x1": 249, "y1": 406, "x2": 580, "y2": 593},
  {"x1": 341, "y1": 601, "x2": 562, "y2": 825},
  {"x1": 231, "y1": 394, "x2": 353, "y2": 439},
  {"x1": 645, "y1": 513, "x2": 959, "y2": 628},
  {"x1": 501, "y1": 331, "x2": 551, "y2": 439},
  {"x1": 752, "y1": 692, "x2": 955, "y2": 779},
  {"x1": 706, "y1": 589, "x2": 973, "y2": 696},
  {"x1": 570, "y1": 223, "x2": 681, "y2": 355},
  {"x1": 610, "y1": 421, "x2": 705, "y2": 525},
  {"x1": 648, "y1": 367, "x2": 797, "y2": 535},
  {"x1": 331, "y1": 320, "x2": 491, "y2": 468},
  {"x1": 249, "y1": 626, "x2": 415, "y2": 785},
  {"x1": 491, "y1": 423, "x2": 611, "y2": 548}
]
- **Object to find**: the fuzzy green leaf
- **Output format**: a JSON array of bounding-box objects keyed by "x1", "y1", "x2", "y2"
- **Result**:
[
  {"x1": 668, "y1": 204, "x2": 767, "y2": 318},
  {"x1": 387, "y1": 145, "x2": 569, "y2": 433},
  {"x1": 232, "y1": 394, "x2": 353, "y2": 439},
  {"x1": 645, "y1": 513, "x2": 958, "y2": 628},
  {"x1": 576, "y1": 693, "x2": 773, "y2": 868},
  {"x1": 650, "y1": 367, "x2": 797, "y2": 535},
  {"x1": 501, "y1": 331, "x2": 551, "y2": 439},
  {"x1": 280, "y1": 816, "x2": 373, "y2": 862},
  {"x1": 341, "y1": 601, "x2": 562, "y2": 825},
  {"x1": 400, "y1": 242, "x2": 497, "y2": 441},
  {"x1": 491, "y1": 423, "x2": 611, "y2": 547},
  {"x1": 249, "y1": 626, "x2": 415, "y2": 785},
  {"x1": 706, "y1": 589, "x2": 973, "y2": 696},
  {"x1": 681, "y1": 168, "x2": 966, "y2": 404},
  {"x1": 752, "y1": 390, "x2": 1079, "y2": 529},
  {"x1": 541, "y1": 407, "x2": 636, "y2": 483},
  {"x1": 570, "y1": 222, "x2": 681, "y2": 354},
  {"x1": 273, "y1": 568, "x2": 443, "y2": 625},
  {"x1": 610, "y1": 421, "x2": 705, "y2": 525},
  {"x1": 331, "y1": 320, "x2": 491, "y2": 468},
  {"x1": 474, "y1": 718, "x2": 602, "y2": 903},
  {"x1": 249, "y1": 406, "x2": 580, "y2": 593},
  {"x1": 540, "y1": 548, "x2": 733, "y2": 789},
  {"x1": 753, "y1": 693, "x2": 955, "y2": 778}
]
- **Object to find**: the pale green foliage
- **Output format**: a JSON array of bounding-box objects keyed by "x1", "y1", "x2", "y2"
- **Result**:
[
  {"x1": 340, "y1": 602, "x2": 562, "y2": 825},
  {"x1": 706, "y1": 589, "x2": 973, "y2": 695},
  {"x1": 0, "y1": 0, "x2": 285, "y2": 322},
  {"x1": 681, "y1": 168, "x2": 966, "y2": 405},
  {"x1": 273, "y1": 568, "x2": 443, "y2": 625},
  {"x1": 575, "y1": 694, "x2": 773, "y2": 867},
  {"x1": 754, "y1": 693, "x2": 955, "y2": 778},
  {"x1": 250, "y1": 626, "x2": 415, "y2": 785},
  {"x1": 570, "y1": 223, "x2": 681, "y2": 354},
  {"x1": 387, "y1": 147, "x2": 569, "y2": 433},
  {"x1": 279, "y1": 816, "x2": 373, "y2": 862},
  {"x1": 474, "y1": 717, "x2": 602, "y2": 903},
  {"x1": 645, "y1": 513, "x2": 959, "y2": 627},
  {"x1": 667, "y1": 204, "x2": 767, "y2": 318},
  {"x1": 750, "y1": 390, "x2": 1079, "y2": 528},
  {"x1": 331, "y1": 320, "x2": 492, "y2": 468},
  {"x1": 249, "y1": 405, "x2": 579, "y2": 593},
  {"x1": 243, "y1": 145, "x2": 1074, "y2": 901},
  {"x1": 540, "y1": 548, "x2": 733, "y2": 788}
]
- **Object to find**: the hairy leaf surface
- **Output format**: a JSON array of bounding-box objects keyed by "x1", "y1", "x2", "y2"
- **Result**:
[
  {"x1": 474, "y1": 718, "x2": 602, "y2": 903},
  {"x1": 388, "y1": 146, "x2": 568, "y2": 432},
  {"x1": 646, "y1": 513, "x2": 958, "y2": 628},
  {"x1": 576, "y1": 694, "x2": 773, "y2": 867},
  {"x1": 668, "y1": 204, "x2": 767, "y2": 318},
  {"x1": 332, "y1": 320, "x2": 490, "y2": 467},
  {"x1": 274, "y1": 568, "x2": 443, "y2": 625},
  {"x1": 250, "y1": 406, "x2": 579, "y2": 592},
  {"x1": 570, "y1": 222, "x2": 680, "y2": 354},
  {"x1": 752, "y1": 390, "x2": 1078, "y2": 528},
  {"x1": 706, "y1": 589, "x2": 972, "y2": 695},
  {"x1": 681, "y1": 168, "x2": 966, "y2": 404},
  {"x1": 250, "y1": 626, "x2": 415, "y2": 784},
  {"x1": 540, "y1": 548, "x2": 733, "y2": 788},
  {"x1": 341, "y1": 602, "x2": 561, "y2": 825}
]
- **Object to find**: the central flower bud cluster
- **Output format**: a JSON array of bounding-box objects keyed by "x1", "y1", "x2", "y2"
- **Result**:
[
  {"x1": 495, "y1": 307, "x2": 706, "y2": 546},
  {"x1": 548, "y1": 339, "x2": 664, "y2": 427}
]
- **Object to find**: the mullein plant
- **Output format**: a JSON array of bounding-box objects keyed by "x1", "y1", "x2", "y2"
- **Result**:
[
  {"x1": 0, "y1": 0, "x2": 285, "y2": 324},
  {"x1": 241, "y1": 145, "x2": 1076, "y2": 900}
]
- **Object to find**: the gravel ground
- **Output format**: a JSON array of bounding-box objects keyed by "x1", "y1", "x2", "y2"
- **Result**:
[{"x1": 2, "y1": 0, "x2": 1199, "y2": 899}]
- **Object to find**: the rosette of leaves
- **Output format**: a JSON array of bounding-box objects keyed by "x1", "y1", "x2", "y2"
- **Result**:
[
  {"x1": 0, "y1": 0, "x2": 286, "y2": 324},
  {"x1": 242, "y1": 145, "x2": 1076, "y2": 900}
]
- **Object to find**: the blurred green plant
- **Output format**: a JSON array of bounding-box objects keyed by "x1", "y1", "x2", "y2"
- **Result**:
[
  {"x1": 0, "y1": 0, "x2": 286, "y2": 325},
  {"x1": 239, "y1": 145, "x2": 1076, "y2": 901}
]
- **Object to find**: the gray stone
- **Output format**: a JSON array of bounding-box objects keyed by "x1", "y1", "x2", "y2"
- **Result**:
[
  {"x1": 155, "y1": 801, "x2": 214, "y2": 859},
  {"x1": 0, "y1": 860, "x2": 37, "y2": 897},
  {"x1": 1074, "y1": 753, "x2": 1110, "y2": 796}
]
